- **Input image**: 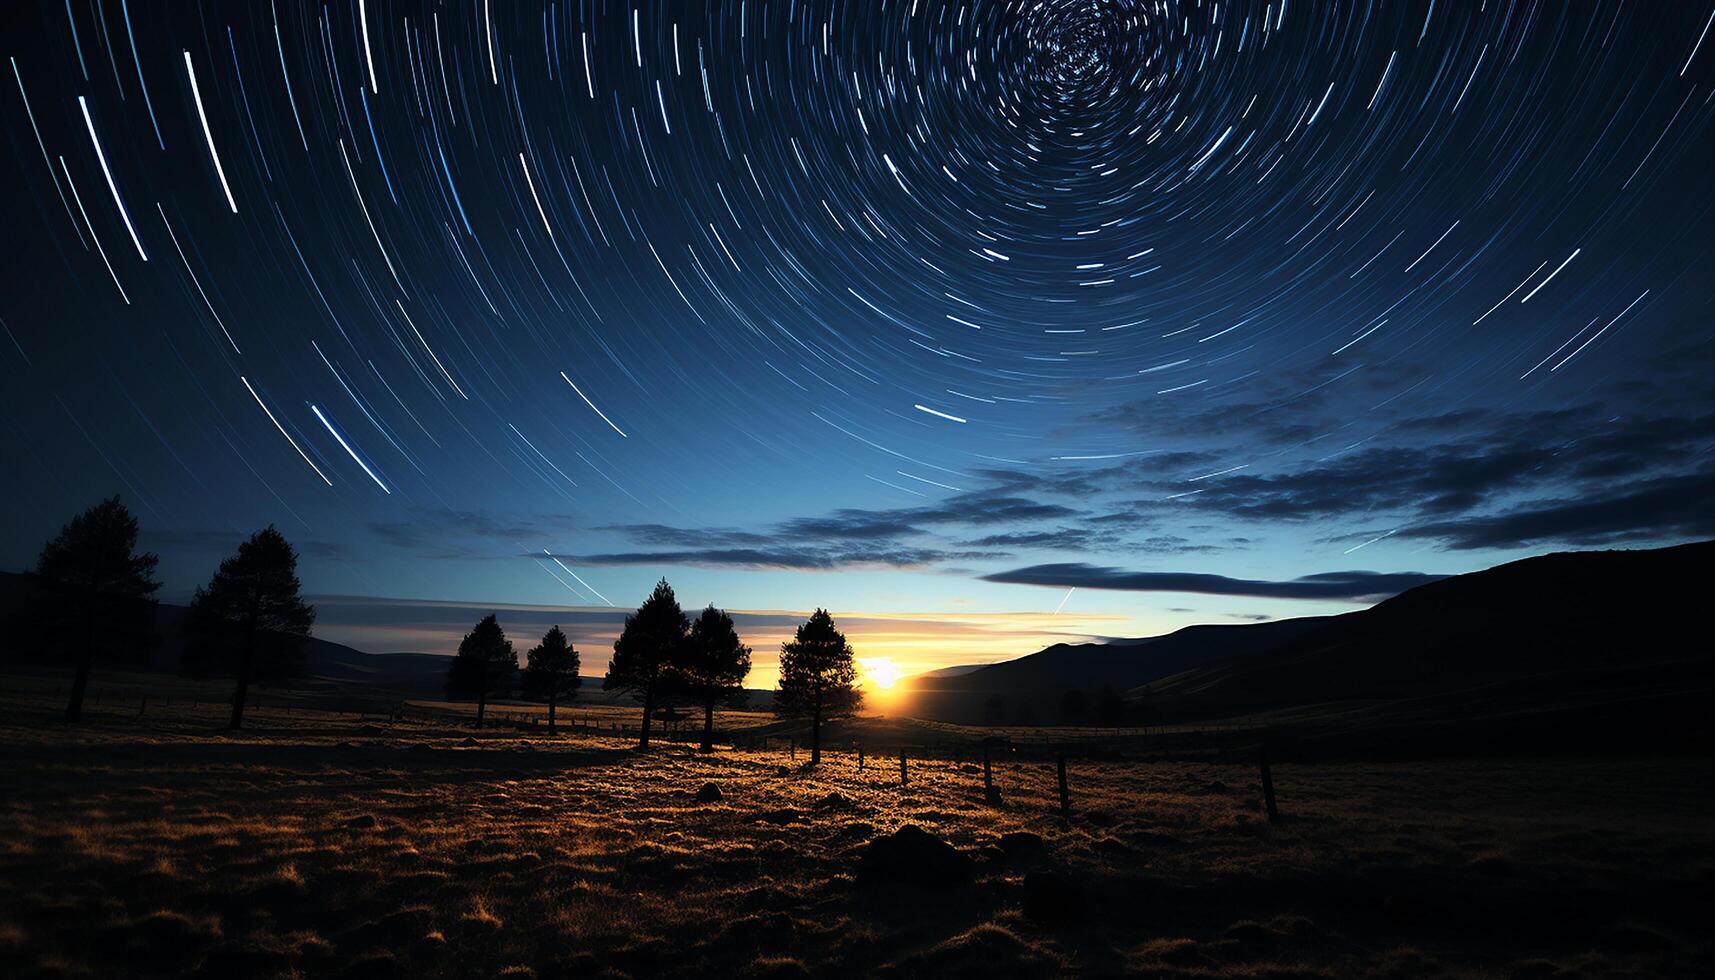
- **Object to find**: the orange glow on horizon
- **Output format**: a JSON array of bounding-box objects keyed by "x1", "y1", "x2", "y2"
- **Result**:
[{"x1": 858, "y1": 657, "x2": 902, "y2": 690}]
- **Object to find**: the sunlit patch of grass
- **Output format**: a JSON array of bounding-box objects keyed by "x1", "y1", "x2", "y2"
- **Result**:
[{"x1": 0, "y1": 686, "x2": 1709, "y2": 977}]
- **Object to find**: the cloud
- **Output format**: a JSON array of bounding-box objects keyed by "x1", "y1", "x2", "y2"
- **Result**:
[
  {"x1": 543, "y1": 546, "x2": 1002, "y2": 571},
  {"x1": 1121, "y1": 409, "x2": 1715, "y2": 539},
  {"x1": 589, "y1": 492, "x2": 1081, "y2": 570},
  {"x1": 141, "y1": 528, "x2": 347, "y2": 560},
  {"x1": 981, "y1": 564, "x2": 1444, "y2": 600},
  {"x1": 370, "y1": 508, "x2": 579, "y2": 556},
  {"x1": 596, "y1": 524, "x2": 773, "y2": 548},
  {"x1": 1397, "y1": 469, "x2": 1715, "y2": 550}
]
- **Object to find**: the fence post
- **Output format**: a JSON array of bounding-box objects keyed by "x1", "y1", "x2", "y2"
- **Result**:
[
  {"x1": 858, "y1": 744, "x2": 864, "y2": 771},
  {"x1": 1259, "y1": 746, "x2": 1279, "y2": 824},
  {"x1": 899, "y1": 748, "x2": 908, "y2": 787},
  {"x1": 790, "y1": 738, "x2": 796, "y2": 762},
  {"x1": 982, "y1": 743, "x2": 996, "y2": 800},
  {"x1": 1056, "y1": 753, "x2": 1071, "y2": 816}
]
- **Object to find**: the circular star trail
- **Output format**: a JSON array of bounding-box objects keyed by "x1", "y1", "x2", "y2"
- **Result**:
[{"x1": 2, "y1": 1, "x2": 1712, "y2": 599}]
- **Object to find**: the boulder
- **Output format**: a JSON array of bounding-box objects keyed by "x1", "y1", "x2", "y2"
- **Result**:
[
  {"x1": 857, "y1": 825, "x2": 972, "y2": 887},
  {"x1": 997, "y1": 831, "x2": 1045, "y2": 856},
  {"x1": 694, "y1": 782, "x2": 724, "y2": 803}
]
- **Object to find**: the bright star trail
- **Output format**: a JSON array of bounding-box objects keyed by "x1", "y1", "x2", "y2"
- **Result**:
[{"x1": 2, "y1": 2, "x2": 1713, "y2": 662}]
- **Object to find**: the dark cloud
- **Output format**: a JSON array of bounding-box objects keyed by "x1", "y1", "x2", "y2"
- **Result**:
[
  {"x1": 592, "y1": 492, "x2": 1081, "y2": 570},
  {"x1": 1087, "y1": 359, "x2": 1430, "y2": 450},
  {"x1": 546, "y1": 545, "x2": 1004, "y2": 571},
  {"x1": 141, "y1": 528, "x2": 347, "y2": 560},
  {"x1": 1398, "y1": 469, "x2": 1715, "y2": 550},
  {"x1": 981, "y1": 564, "x2": 1444, "y2": 600},
  {"x1": 370, "y1": 508, "x2": 579, "y2": 556},
  {"x1": 1141, "y1": 410, "x2": 1715, "y2": 532},
  {"x1": 1165, "y1": 443, "x2": 1562, "y2": 520},
  {"x1": 776, "y1": 512, "x2": 926, "y2": 540},
  {"x1": 564, "y1": 405, "x2": 1715, "y2": 576},
  {"x1": 595, "y1": 523, "x2": 773, "y2": 548},
  {"x1": 967, "y1": 529, "x2": 1099, "y2": 550}
]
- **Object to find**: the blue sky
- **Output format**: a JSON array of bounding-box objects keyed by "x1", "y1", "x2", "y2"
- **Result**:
[{"x1": 2, "y1": 2, "x2": 1712, "y2": 684}]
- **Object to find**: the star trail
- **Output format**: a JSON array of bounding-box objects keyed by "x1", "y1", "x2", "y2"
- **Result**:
[{"x1": 2, "y1": 2, "x2": 1713, "y2": 665}]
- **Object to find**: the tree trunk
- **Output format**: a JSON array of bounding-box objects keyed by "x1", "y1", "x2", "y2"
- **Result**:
[
  {"x1": 229, "y1": 626, "x2": 256, "y2": 730},
  {"x1": 638, "y1": 679, "x2": 654, "y2": 749},
  {"x1": 547, "y1": 691, "x2": 557, "y2": 733},
  {"x1": 700, "y1": 698, "x2": 715, "y2": 754},
  {"x1": 65, "y1": 625, "x2": 94, "y2": 723},
  {"x1": 810, "y1": 687, "x2": 823, "y2": 766}
]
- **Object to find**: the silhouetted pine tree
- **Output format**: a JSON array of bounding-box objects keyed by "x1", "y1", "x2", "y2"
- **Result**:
[
  {"x1": 32, "y1": 497, "x2": 160, "y2": 722},
  {"x1": 185, "y1": 527, "x2": 315, "y2": 730},
  {"x1": 446, "y1": 614, "x2": 517, "y2": 728},
  {"x1": 521, "y1": 625, "x2": 580, "y2": 733},
  {"x1": 775, "y1": 609, "x2": 861, "y2": 766},
  {"x1": 604, "y1": 579, "x2": 688, "y2": 749},
  {"x1": 675, "y1": 605, "x2": 751, "y2": 753}
]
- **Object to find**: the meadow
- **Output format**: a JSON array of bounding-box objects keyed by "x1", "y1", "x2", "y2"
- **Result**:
[{"x1": 0, "y1": 675, "x2": 1710, "y2": 979}]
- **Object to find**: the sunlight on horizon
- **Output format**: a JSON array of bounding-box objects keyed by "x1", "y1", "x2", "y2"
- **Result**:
[{"x1": 858, "y1": 657, "x2": 902, "y2": 690}]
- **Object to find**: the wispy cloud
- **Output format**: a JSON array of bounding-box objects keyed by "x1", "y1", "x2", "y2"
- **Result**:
[
  {"x1": 981, "y1": 564, "x2": 1443, "y2": 600},
  {"x1": 1398, "y1": 469, "x2": 1715, "y2": 550}
]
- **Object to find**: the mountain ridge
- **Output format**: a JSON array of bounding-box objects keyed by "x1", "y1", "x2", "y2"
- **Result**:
[{"x1": 897, "y1": 541, "x2": 1714, "y2": 731}]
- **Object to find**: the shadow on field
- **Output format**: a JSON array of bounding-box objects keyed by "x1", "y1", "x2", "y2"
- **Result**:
[{"x1": 9, "y1": 724, "x2": 637, "y2": 788}]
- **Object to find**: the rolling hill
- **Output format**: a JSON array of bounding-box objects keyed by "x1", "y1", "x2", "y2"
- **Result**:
[
  {"x1": 1133, "y1": 540, "x2": 1714, "y2": 735},
  {"x1": 898, "y1": 542, "x2": 1715, "y2": 743},
  {"x1": 897, "y1": 616, "x2": 1332, "y2": 724}
]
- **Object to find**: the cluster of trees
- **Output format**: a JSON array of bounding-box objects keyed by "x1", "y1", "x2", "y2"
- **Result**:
[
  {"x1": 603, "y1": 579, "x2": 755, "y2": 753},
  {"x1": 26, "y1": 498, "x2": 867, "y2": 759},
  {"x1": 442, "y1": 614, "x2": 584, "y2": 734},
  {"x1": 445, "y1": 579, "x2": 864, "y2": 762},
  {"x1": 24, "y1": 497, "x2": 314, "y2": 729}
]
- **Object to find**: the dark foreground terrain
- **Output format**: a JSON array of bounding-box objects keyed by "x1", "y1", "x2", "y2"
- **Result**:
[{"x1": 1, "y1": 691, "x2": 1710, "y2": 979}]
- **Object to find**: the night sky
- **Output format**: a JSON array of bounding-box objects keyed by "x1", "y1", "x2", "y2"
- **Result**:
[{"x1": 3, "y1": 2, "x2": 1713, "y2": 681}]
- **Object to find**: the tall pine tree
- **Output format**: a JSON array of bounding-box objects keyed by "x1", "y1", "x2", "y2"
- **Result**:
[
  {"x1": 775, "y1": 609, "x2": 862, "y2": 766},
  {"x1": 521, "y1": 625, "x2": 580, "y2": 733},
  {"x1": 446, "y1": 614, "x2": 517, "y2": 728},
  {"x1": 675, "y1": 605, "x2": 751, "y2": 753},
  {"x1": 185, "y1": 526, "x2": 315, "y2": 730},
  {"x1": 32, "y1": 497, "x2": 160, "y2": 723},
  {"x1": 604, "y1": 579, "x2": 688, "y2": 749}
]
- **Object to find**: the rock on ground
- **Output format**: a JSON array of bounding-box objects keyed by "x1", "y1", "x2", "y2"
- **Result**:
[{"x1": 856, "y1": 825, "x2": 972, "y2": 888}]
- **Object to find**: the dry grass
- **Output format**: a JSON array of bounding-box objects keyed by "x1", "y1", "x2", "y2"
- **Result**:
[{"x1": 0, "y1": 684, "x2": 1710, "y2": 978}]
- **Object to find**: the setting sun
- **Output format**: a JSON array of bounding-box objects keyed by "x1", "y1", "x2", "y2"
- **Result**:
[{"x1": 859, "y1": 657, "x2": 902, "y2": 690}]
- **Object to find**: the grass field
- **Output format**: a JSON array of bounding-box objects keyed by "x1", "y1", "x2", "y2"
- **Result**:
[{"x1": 0, "y1": 678, "x2": 1710, "y2": 978}]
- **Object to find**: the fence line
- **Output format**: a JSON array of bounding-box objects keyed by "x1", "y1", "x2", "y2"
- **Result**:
[{"x1": 9, "y1": 681, "x2": 1289, "y2": 822}]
